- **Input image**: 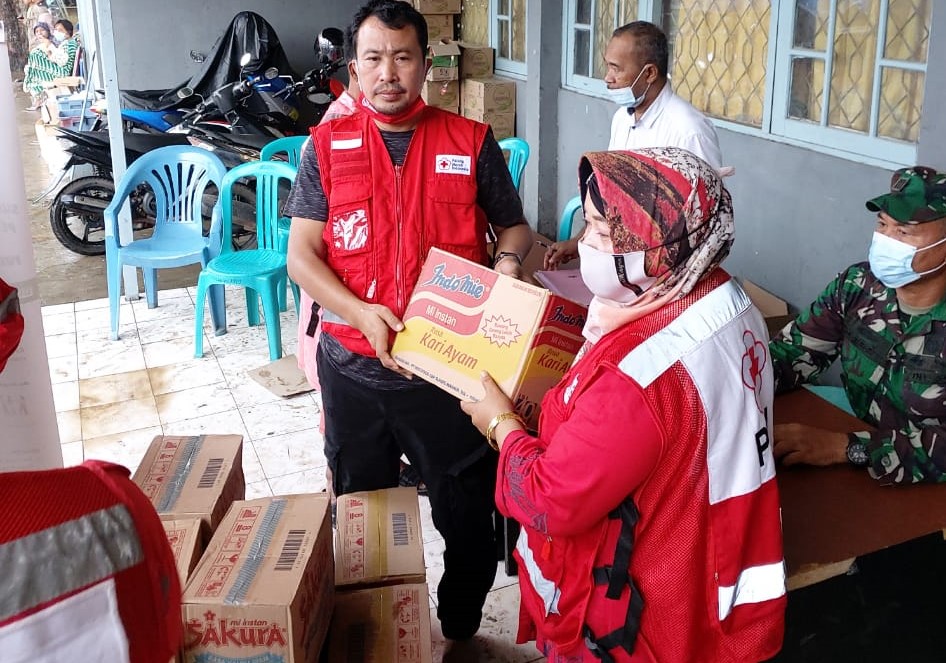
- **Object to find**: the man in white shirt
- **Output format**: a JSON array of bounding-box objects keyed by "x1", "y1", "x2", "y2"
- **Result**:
[
  {"x1": 546, "y1": 21, "x2": 723, "y2": 268},
  {"x1": 605, "y1": 21, "x2": 721, "y2": 166}
]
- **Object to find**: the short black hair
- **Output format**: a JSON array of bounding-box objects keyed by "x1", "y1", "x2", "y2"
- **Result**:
[
  {"x1": 613, "y1": 21, "x2": 669, "y2": 78},
  {"x1": 346, "y1": 0, "x2": 428, "y2": 61},
  {"x1": 55, "y1": 18, "x2": 74, "y2": 36}
]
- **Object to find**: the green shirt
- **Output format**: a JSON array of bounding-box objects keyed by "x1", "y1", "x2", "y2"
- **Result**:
[{"x1": 770, "y1": 262, "x2": 946, "y2": 485}]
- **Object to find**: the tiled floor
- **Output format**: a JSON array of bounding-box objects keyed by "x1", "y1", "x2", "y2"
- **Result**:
[{"x1": 43, "y1": 287, "x2": 543, "y2": 663}]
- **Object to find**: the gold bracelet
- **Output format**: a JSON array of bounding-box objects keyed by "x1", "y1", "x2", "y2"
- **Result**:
[{"x1": 485, "y1": 411, "x2": 525, "y2": 451}]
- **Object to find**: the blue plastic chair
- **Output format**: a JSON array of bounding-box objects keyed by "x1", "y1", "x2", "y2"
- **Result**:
[
  {"x1": 261, "y1": 136, "x2": 306, "y2": 312},
  {"x1": 260, "y1": 135, "x2": 308, "y2": 167},
  {"x1": 498, "y1": 137, "x2": 530, "y2": 192},
  {"x1": 557, "y1": 195, "x2": 583, "y2": 242},
  {"x1": 194, "y1": 161, "x2": 300, "y2": 361},
  {"x1": 104, "y1": 145, "x2": 227, "y2": 341}
]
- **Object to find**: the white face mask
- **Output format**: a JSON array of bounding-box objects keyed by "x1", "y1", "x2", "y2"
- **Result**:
[
  {"x1": 578, "y1": 240, "x2": 657, "y2": 304},
  {"x1": 52, "y1": 31, "x2": 66, "y2": 42},
  {"x1": 606, "y1": 66, "x2": 651, "y2": 109},
  {"x1": 868, "y1": 231, "x2": 946, "y2": 288}
]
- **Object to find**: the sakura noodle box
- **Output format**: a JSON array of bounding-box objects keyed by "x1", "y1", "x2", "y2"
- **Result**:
[{"x1": 392, "y1": 248, "x2": 587, "y2": 428}]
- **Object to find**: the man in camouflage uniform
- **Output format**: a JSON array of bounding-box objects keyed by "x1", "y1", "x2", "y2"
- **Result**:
[{"x1": 770, "y1": 166, "x2": 946, "y2": 485}]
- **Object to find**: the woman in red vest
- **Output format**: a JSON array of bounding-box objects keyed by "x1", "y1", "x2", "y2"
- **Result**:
[{"x1": 463, "y1": 147, "x2": 787, "y2": 662}]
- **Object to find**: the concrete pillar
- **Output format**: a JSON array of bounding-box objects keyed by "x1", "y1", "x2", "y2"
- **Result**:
[
  {"x1": 0, "y1": 34, "x2": 64, "y2": 471},
  {"x1": 522, "y1": 0, "x2": 563, "y2": 238}
]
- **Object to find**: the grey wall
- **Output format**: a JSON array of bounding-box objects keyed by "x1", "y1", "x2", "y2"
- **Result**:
[{"x1": 110, "y1": 0, "x2": 355, "y2": 89}]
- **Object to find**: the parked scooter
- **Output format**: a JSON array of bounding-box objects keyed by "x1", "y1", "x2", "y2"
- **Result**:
[
  {"x1": 49, "y1": 129, "x2": 257, "y2": 256},
  {"x1": 48, "y1": 28, "x2": 347, "y2": 257}
]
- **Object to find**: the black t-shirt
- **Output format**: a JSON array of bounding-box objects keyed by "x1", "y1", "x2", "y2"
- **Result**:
[{"x1": 284, "y1": 122, "x2": 526, "y2": 390}]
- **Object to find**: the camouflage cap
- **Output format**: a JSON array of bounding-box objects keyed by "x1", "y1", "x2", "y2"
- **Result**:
[{"x1": 865, "y1": 166, "x2": 946, "y2": 224}]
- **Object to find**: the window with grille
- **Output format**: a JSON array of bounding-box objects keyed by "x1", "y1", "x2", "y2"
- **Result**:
[
  {"x1": 563, "y1": 0, "x2": 929, "y2": 165},
  {"x1": 770, "y1": 0, "x2": 929, "y2": 164},
  {"x1": 564, "y1": 0, "x2": 643, "y2": 93},
  {"x1": 491, "y1": 0, "x2": 527, "y2": 76}
]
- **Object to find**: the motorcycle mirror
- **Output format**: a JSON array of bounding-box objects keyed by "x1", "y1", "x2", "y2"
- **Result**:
[
  {"x1": 239, "y1": 52, "x2": 252, "y2": 68},
  {"x1": 316, "y1": 27, "x2": 345, "y2": 65},
  {"x1": 177, "y1": 87, "x2": 194, "y2": 100},
  {"x1": 264, "y1": 67, "x2": 279, "y2": 80}
]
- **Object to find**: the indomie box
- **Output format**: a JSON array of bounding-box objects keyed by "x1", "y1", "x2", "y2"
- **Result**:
[
  {"x1": 133, "y1": 434, "x2": 245, "y2": 536},
  {"x1": 335, "y1": 487, "x2": 426, "y2": 590},
  {"x1": 391, "y1": 248, "x2": 588, "y2": 429},
  {"x1": 456, "y1": 41, "x2": 494, "y2": 79},
  {"x1": 327, "y1": 584, "x2": 432, "y2": 663},
  {"x1": 461, "y1": 107, "x2": 515, "y2": 140},
  {"x1": 181, "y1": 495, "x2": 335, "y2": 663}
]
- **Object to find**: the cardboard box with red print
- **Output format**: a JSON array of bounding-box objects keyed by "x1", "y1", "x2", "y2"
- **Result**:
[{"x1": 391, "y1": 248, "x2": 588, "y2": 429}]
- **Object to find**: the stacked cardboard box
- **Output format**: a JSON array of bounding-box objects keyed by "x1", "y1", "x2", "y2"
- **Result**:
[
  {"x1": 423, "y1": 42, "x2": 461, "y2": 113},
  {"x1": 329, "y1": 487, "x2": 431, "y2": 662},
  {"x1": 461, "y1": 76, "x2": 517, "y2": 140},
  {"x1": 415, "y1": 0, "x2": 460, "y2": 43},
  {"x1": 457, "y1": 41, "x2": 494, "y2": 79},
  {"x1": 133, "y1": 434, "x2": 245, "y2": 540},
  {"x1": 180, "y1": 495, "x2": 335, "y2": 663}
]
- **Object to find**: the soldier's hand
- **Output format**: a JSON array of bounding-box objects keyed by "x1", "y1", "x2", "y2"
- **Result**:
[
  {"x1": 352, "y1": 304, "x2": 413, "y2": 378},
  {"x1": 773, "y1": 423, "x2": 847, "y2": 467}
]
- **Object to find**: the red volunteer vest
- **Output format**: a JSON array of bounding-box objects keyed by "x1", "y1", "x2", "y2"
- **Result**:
[
  {"x1": 0, "y1": 460, "x2": 182, "y2": 663},
  {"x1": 503, "y1": 271, "x2": 786, "y2": 662},
  {"x1": 311, "y1": 107, "x2": 490, "y2": 356}
]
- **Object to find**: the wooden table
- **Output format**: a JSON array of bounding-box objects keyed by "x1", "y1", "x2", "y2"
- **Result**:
[{"x1": 776, "y1": 388, "x2": 946, "y2": 590}]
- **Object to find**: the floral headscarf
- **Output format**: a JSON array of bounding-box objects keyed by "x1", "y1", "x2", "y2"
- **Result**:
[{"x1": 578, "y1": 147, "x2": 734, "y2": 300}]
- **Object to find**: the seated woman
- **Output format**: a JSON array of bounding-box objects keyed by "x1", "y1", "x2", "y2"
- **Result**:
[
  {"x1": 462, "y1": 147, "x2": 786, "y2": 662},
  {"x1": 23, "y1": 18, "x2": 78, "y2": 111}
]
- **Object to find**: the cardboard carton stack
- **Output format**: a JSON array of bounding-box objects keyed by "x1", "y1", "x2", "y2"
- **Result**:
[
  {"x1": 329, "y1": 487, "x2": 432, "y2": 662},
  {"x1": 180, "y1": 495, "x2": 335, "y2": 663},
  {"x1": 462, "y1": 76, "x2": 517, "y2": 140},
  {"x1": 133, "y1": 434, "x2": 246, "y2": 540},
  {"x1": 422, "y1": 41, "x2": 461, "y2": 113},
  {"x1": 414, "y1": 0, "x2": 460, "y2": 42}
]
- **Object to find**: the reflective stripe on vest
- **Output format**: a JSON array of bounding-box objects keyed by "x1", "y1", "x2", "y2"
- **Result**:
[
  {"x1": 0, "y1": 504, "x2": 143, "y2": 622},
  {"x1": 717, "y1": 561, "x2": 787, "y2": 621},
  {"x1": 516, "y1": 528, "x2": 561, "y2": 616},
  {"x1": 617, "y1": 280, "x2": 750, "y2": 389}
]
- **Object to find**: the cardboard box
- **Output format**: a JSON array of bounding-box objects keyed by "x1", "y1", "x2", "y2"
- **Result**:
[
  {"x1": 423, "y1": 14, "x2": 454, "y2": 43},
  {"x1": 413, "y1": 0, "x2": 460, "y2": 12},
  {"x1": 133, "y1": 435, "x2": 245, "y2": 536},
  {"x1": 181, "y1": 495, "x2": 335, "y2": 663},
  {"x1": 456, "y1": 41, "x2": 494, "y2": 79},
  {"x1": 461, "y1": 107, "x2": 515, "y2": 140},
  {"x1": 327, "y1": 584, "x2": 432, "y2": 663},
  {"x1": 335, "y1": 488, "x2": 426, "y2": 590},
  {"x1": 162, "y1": 517, "x2": 205, "y2": 586},
  {"x1": 391, "y1": 248, "x2": 588, "y2": 429},
  {"x1": 426, "y1": 41, "x2": 461, "y2": 81},
  {"x1": 421, "y1": 79, "x2": 460, "y2": 112},
  {"x1": 461, "y1": 76, "x2": 517, "y2": 114},
  {"x1": 740, "y1": 279, "x2": 794, "y2": 339}
]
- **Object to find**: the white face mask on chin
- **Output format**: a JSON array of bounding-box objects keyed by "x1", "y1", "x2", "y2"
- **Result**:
[{"x1": 578, "y1": 241, "x2": 657, "y2": 304}]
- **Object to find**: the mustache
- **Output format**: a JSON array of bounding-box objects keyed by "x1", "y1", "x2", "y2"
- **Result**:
[{"x1": 373, "y1": 85, "x2": 406, "y2": 94}]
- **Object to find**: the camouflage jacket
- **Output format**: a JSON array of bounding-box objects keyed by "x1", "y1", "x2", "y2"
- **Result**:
[{"x1": 770, "y1": 262, "x2": 946, "y2": 485}]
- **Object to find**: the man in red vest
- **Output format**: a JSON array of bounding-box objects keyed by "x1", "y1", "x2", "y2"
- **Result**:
[{"x1": 285, "y1": 0, "x2": 534, "y2": 644}]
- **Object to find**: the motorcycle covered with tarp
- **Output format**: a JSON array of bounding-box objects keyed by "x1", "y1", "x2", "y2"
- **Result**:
[{"x1": 120, "y1": 11, "x2": 299, "y2": 119}]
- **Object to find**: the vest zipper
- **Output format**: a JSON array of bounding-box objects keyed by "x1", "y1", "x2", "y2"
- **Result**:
[{"x1": 395, "y1": 164, "x2": 404, "y2": 313}]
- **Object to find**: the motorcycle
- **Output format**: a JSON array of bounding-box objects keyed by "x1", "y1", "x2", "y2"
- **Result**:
[
  {"x1": 47, "y1": 28, "x2": 346, "y2": 257},
  {"x1": 48, "y1": 129, "x2": 258, "y2": 256}
]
